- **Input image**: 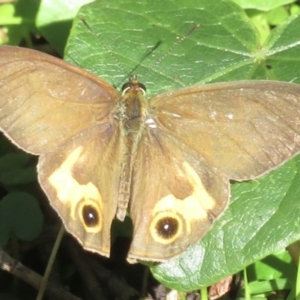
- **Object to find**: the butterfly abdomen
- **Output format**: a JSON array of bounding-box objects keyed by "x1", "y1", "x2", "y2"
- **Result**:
[{"x1": 116, "y1": 77, "x2": 147, "y2": 221}]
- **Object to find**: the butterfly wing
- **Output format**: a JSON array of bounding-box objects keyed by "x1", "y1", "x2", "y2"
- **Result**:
[
  {"x1": 0, "y1": 46, "x2": 118, "y2": 154},
  {"x1": 152, "y1": 81, "x2": 300, "y2": 181},
  {"x1": 0, "y1": 46, "x2": 122, "y2": 257},
  {"x1": 38, "y1": 124, "x2": 123, "y2": 256},
  {"x1": 128, "y1": 80, "x2": 300, "y2": 261},
  {"x1": 128, "y1": 127, "x2": 229, "y2": 261}
]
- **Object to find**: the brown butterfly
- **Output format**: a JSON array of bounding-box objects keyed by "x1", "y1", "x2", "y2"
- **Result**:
[{"x1": 1, "y1": 45, "x2": 300, "y2": 261}]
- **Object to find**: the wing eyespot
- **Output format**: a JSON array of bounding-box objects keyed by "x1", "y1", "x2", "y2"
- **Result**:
[
  {"x1": 78, "y1": 199, "x2": 102, "y2": 233},
  {"x1": 150, "y1": 211, "x2": 183, "y2": 244},
  {"x1": 82, "y1": 205, "x2": 99, "y2": 226}
]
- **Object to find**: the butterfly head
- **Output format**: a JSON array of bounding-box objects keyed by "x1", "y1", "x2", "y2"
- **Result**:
[{"x1": 121, "y1": 75, "x2": 146, "y2": 96}]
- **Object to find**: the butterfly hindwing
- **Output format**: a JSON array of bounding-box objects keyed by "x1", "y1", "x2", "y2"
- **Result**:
[
  {"x1": 38, "y1": 123, "x2": 124, "y2": 256},
  {"x1": 128, "y1": 126, "x2": 229, "y2": 261}
]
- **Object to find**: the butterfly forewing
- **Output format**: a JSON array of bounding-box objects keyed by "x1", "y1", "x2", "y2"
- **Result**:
[
  {"x1": 0, "y1": 46, "x2": 118, "y2": 154},
  {"x1": 151, "y1": 81, "x2": 300, "y2": 181}
]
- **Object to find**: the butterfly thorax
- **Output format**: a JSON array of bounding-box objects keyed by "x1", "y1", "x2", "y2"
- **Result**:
[{"x1": 116, "y1": 77, "x2": 147, "y2": 221}]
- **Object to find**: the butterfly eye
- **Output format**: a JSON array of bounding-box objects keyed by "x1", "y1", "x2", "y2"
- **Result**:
[
  {"x1": 137, "y1": 82, "x2": 146, "y2": 92},
  {"x1": 121, "y1": 81, "x2": 146, "y2": 94},
  {"x1": 150, "y1": 212, "x2": 183, "y2": 244}
]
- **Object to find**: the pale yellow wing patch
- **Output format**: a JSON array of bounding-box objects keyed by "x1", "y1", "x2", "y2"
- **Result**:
[
  {"x1": 182, "y1": 161, "x2": 216, "y2": 213},
  {"x1": 150, "y1": 161, "x2": 217, "y2": 244},
  {"x1": 48, "y1": 146, "x2": 103, "y2": 233}
]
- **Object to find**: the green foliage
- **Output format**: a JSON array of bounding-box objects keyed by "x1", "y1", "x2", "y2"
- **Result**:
[
  {"x1": 0, "y1": 153, "x2": 36, "y2": 185},
  {"x1": 233, "y1": 0, "x2": 295, "y2": 11},
  {"x1": 241, "y1": 249, "x2": 297, "y2": 299},
  {"x1": 0, "y1": 192, "x2": 43, "y2": 246},
  {"x1": 36, "y1": 0, "x2": 93, "y2": 54}
]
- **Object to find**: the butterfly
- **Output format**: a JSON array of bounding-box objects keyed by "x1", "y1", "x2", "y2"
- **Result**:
[{"x1": 1, "y1": 45, "x2": 300, "y2": 261}]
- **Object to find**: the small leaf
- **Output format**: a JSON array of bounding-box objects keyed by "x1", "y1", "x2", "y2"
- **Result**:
[
  {"x1": 232, "y1": 0, "x2": 295, "y2": 11},
  {"x1": 36, "y1": 0, "x2": 94, "y2": 54},
  {"x1": 0, "y1": 192, "x2": 43, "y2": 246},
  {"x1": 0, "y1": 153, "x2": 36, "y2": 185}
]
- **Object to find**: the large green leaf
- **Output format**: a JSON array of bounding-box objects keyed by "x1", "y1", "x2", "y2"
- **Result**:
[{"x1": 64, "y1": 0, "x2": 300, "y2": 291}]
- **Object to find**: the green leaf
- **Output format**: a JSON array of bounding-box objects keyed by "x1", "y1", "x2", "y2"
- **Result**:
[
  {"x1": 0, "y1": 153, "x2": 36, "y2": 185},
  {"x1": 65, "y1": 0, "x2": 300, "y2": 88},
  {"x1": 36, "y1": 0, "x2": 94, "y2": 54},
  {"x1": 66, "y1": 0, "x2": 262, "y2": 92},
  {"x1": 0, "y1": 192, "x2": 43, "y2": 246},
  {"x1": 0, "y1": 134, "x2": 37, "y2": 186},
  {"x1": 266, "y1": 6, "x2": 289, "y2": 25},
  {"x1": 64, "y1": 0, "x2": 300, "y2": 291},
  {"x1": 247, "y1": 250, "x2": 295, "y2": 282},
  {"x1": 0, "y1": 0, "x2": 38, "y2": 46},
  {"x1": 232, "y1": 0, "x2": 295, "y2": 11}
]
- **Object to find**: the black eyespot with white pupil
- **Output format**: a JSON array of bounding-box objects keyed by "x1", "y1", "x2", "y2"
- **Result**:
[
  {"x1": 82, "y1": 205, "x2": 99, "y2": 227},
  {"x1": 155, "y1": 216, "x2": 179, "y2": 240}
]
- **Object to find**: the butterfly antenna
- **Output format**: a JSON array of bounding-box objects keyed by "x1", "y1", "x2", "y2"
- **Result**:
[
  {"x1": 79, "y1": 18, "x2": 199, "y2": 86},
  {"x1": 79, "y1": 16, "x2": 129, "y2": 85},
  {"x1": 125, "y1": 40, "x2": 162, "y2": 79},
  {"x1": 127, "y1": 24, "x2": 200, "y2": 84},
  {"x1": 154, "y1": 24, "x2": 200, "y2": 69},
  {"x1": 136, "y1": 24, "x2": 200, "y2": 80}
]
